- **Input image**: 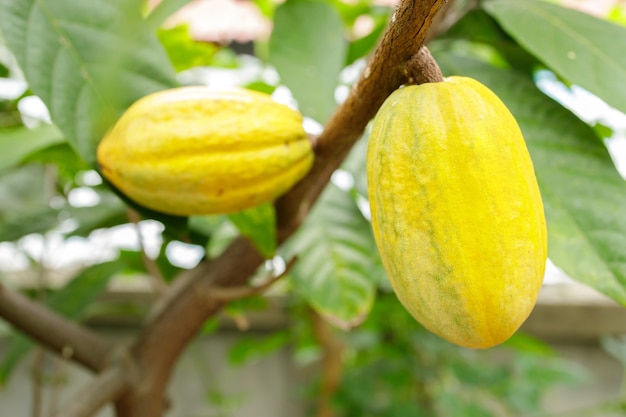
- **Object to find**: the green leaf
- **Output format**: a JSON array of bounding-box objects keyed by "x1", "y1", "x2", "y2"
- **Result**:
[
  {"x1": 608, "y1": 6, "x2": 626, "y2": 26},
  {"x1": 157, "y1": 25, "x2": 217, "y2": 72},
  {"x1": 0, "y1": 0, "x2": 177, "y2": 165},
  {"x1": 0, "y1": 332, "x2": 34, "y2": 387},
  {"x1": 253, "y1": 0, "x2": 276, "y2": 18},
  {"x1": 0, "y1": 125, "x2": 65, "y2": 173},
  {"x1": 601, "y1": 335, "x2": 626, "y2": 366},
  {"x1": 224, "y1": 295, "x2": 268, "y2": 317},
  {"x1": 188, "y1": 214, "x2": 226, "y2": 238},
  {"x1": 346, "y1": 10, "x2": 389, "y2": 66},
  {"x1": 285, "y1": 183, "x2": 378, "y2": 329},
  {"x1": 200, "y1": 317, "x2": 220, "y2": 335},
  {"x1": 0, "y1": 208, "x2": 60, "y2": 242},
  {"x1": 484, "y1": 0, "x2": 626, "y2": 114},
  {"x1": 228, "y1": 331, "x2": 290, "y2": 366},
  {"x1": 443, "y1": 8, "x2": 511, "y2": 44},
  {"x1": 0, "y1": 260, "x2": 124, "y2": 383},
  {"x1": 48, "y1": 262, "x2": 121, "y2": 316},
  {"x1": 437, "y1": 392, "x2": 496, "y2": 417},
  {"x1": 228, "y1": 202, "x2": 276, "y2": 259},
  {"x1": 244, "y1": 80, "x2": 277, "y2": 95},
  {"x1": 0, "y1": 165, "x2": 57, "y2": 241},
  {"x1": 0, "y1": 164, "x2": 47, "y2": 210},
  {"x1": 592, "y1": 122, "x2": 614, "y2": 140},
  {"x1": 205, "y1": 217, "x2": 239, "y2": 258},
  {"x1": 438, "y1": 9, "x2": 539, "y2": 72},
  {"x1": 503, "y1": 333, "x2": 554, "y2": 356},
  {"x1": 435, "y1": 52, "x2": 626, "y2": 305},
  {"x1": 22, "y1": 142, "x2": 90, "y2": 185},
  {"x1": 145, "y1": 0, "x2": 192, "y2": 30},
  {"x1": 65, "y1": 190, "x2": 128, "y2": 237},
  {"x1": 268, "y1": 0, "x2": 347, "y2": 124}
]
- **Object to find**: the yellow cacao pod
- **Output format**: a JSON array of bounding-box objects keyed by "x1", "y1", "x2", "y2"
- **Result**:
[
  {"x1": 97, "y1": 87, "x2": 313, "y2": 216},
  {"x1": 367, "y1": 76, "x2": 547, "y2": 349}
]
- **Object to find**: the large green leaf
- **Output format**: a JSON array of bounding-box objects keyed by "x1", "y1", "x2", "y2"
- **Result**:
[
  {"x1": 0, "y1": 260, "x2": 125, "y2": 383},
  {"x1": 268, "y1": 0, "x2": 347, "y2": 124},
  {"x1": 285, "y1": 183, "x2": 378, "y2": 329},
  {"x1": 0, "y1": 125, "x2": 64, "y2": 173},
  {"x1": 435, "y1": 52, "x2": 626, "y2": 304},
  {"x1": 484, "y1": 0, "x2": 626, "y2": 114},
  {"x1": 438, "y1": 9, "x2": 539, "y2": 73},
  {"x1": 0, "y1": 0, "x2": 177, "y2": 165}
]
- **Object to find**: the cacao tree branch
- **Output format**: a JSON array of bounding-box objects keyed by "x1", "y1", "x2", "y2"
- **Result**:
[
  {"x1": 115, "y1": 237, "x2": 265, "y2": 416},
  {"x1": 53, "y1": 361, "x2": 131, "y2": 417},
  {"x1": 113, "y1": 0, "x2": 448, "y2": 415},
  {"x1": 275, "y1": 1, "x2": 447, "y2": 234},
  {"x1": 0, "y1": 284, "x2": 110, "y2": 373}
]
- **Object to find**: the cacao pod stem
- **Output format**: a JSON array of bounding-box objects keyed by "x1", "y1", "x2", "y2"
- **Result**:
[{"x1": 405, "y1": 46, "x2": 444, "y2": 85}]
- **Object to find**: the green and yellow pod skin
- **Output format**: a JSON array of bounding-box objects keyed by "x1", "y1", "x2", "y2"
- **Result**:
[
  {"x1": 97, "y1": 87, "x2": 313, "y2": 216},
  {"x1": 367, "y1": 76, "x2": 547, "y2": 349}
]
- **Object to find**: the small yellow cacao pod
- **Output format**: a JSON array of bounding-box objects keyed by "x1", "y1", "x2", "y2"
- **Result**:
[
  {"x1": 97, "y1": 87, "x2": 313, "y2": 216},
  {"x1": 367, "y1": 76, "x2": 547, "y2": 349}
]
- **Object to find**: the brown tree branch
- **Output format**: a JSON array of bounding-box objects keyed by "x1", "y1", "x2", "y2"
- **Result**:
[
  {"x1": 53, "y1": 361, "x2": 131, "y2": 417},
  {"x1": 0, "y1": 284, "x2": 110, "y2": 373},
  {"x1": 405, "y1": 47, "x2": 444, "y2": 85},
  {"x1": 116, "y1": 237, "x2": 266, "y2": 417},
  {"x1": 275, "y1": 1, "x2": 447, "y2": 236}
]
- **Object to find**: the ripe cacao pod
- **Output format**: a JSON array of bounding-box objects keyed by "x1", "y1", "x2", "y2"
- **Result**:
[
  {"x1": 367, "y1": 76, "x2": 547, "y2": 349},
  {"x1": 97, "y1": 87, "x2": 313, "y2": 216}
]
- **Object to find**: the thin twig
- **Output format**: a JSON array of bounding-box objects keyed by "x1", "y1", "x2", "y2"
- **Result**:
[
  {"x1": 32, "y1": 236, "x2": 49, "y2": 417},
  {"x1": 205, "y1": 256, "x2": 297, "y2": 302},
  {"x1": 202, "y1": 256, "x2": 297, "y2": 331},
  {"x1": 311, "y1": 309, "x2": 345, "y2": 417},
  {"x1": 127, "y1": 208, "x2": 168, "y2": 295},
  {"x1": 31, "y1": 349, "x2": 45, "y2": 417},
  {"x1": 48, "y1": 356, "x2": 66, "y2": 417}
]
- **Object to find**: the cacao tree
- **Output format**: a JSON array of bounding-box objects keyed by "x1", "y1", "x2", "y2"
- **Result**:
[{"x1": 0, "y1": 0, "x2": 625, "y2": 416}]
